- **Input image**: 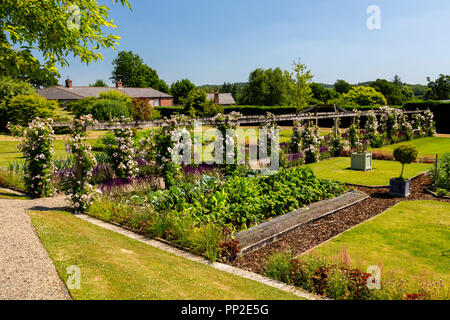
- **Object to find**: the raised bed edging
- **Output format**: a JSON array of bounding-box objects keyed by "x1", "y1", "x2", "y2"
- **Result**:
[{"x1": 234, "y1": 190, "x2": 370, "y2": 257}]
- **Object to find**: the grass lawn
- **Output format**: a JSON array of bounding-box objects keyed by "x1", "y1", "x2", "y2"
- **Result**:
[
  {"x1": 30, "y1": 210, "x2": 302, "y2": 300},
  {"x1": 0, "y1": 139, "x2": 98, "y2": 167},
  {"x1": 309, "y1": 201, "x2": 450, "y2": 292},
  {"x1": 375, "y1": 137, "x2": 450, "y2": 157},
  {"x1": 306, "y1": 157, "x2": 432, "y2": 186}
]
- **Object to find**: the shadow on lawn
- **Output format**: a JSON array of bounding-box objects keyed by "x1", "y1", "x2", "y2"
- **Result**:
[{"x1": 29, "y1": 205, "x2": 73, "y2": 213}]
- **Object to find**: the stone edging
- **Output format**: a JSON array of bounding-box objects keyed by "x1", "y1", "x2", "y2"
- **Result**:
[{"x1": 75, "y1": 214, "x2": 321, "y2": 301}]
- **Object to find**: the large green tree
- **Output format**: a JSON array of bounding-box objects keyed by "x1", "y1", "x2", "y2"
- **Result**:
[
  {"x1": 370, "y1": 79, "x2": 413, "y2": 106},
  {"x1": 425, "y1": 74, "x2": 450, "y2": 100},
  {"x1": 241, "y1": 67, "x2": 288, "y2": 106},
  {"x1": 285, "y1": 59, "x2": 314, "y2": 111},
  {"x1": 0, "y1": 0, "x2": 131, "y2": 80},
  {"x1": 111, "y1": 50, "x2": 169, "y2": 93},
  {"x1": 334, "y1": 79, "x2": 352, "y2": 94},
  {"x1": 170, "y1": 79, "x2": 196, "y2": 105},
  {"x1": 310, "y1": 83, "x2": 339, "y2": 104}
]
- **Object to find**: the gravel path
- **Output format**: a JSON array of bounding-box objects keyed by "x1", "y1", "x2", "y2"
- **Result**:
[{"x1": 0, "y1": 195, "x2": 71, "y2": 300}]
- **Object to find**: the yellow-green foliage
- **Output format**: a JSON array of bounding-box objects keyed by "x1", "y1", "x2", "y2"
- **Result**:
[
  {"x1": 342, "y1": 86, "x2": 387, "y2": 106},
  {"x1": 7, "y1": 93, "x2": 56, "y2": 126}
]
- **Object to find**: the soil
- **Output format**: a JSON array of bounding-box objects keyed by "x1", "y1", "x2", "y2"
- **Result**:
[{"x1": 229, "y1": 174, "x2": 449, "y2": 275}]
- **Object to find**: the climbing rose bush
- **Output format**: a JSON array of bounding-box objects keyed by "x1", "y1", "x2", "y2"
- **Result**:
[
  {"x1": 365, "y1": 110, "x2": 380, "y2": 144},
  {"x1": 398, "y1": 113, "x2": 413, "y2": 141},
  {"x1": 423, "y1": 110, "x2": 436, "y2": 137},
  {"x1": 213, "y1": 112, "x2": 242, "y2": 175},
  {"x1": 154, "y1": 114, "x2": 191, "y2": 187},
  {"x1": 289, "y1": 121, "x2": 303, "y2": 154},
  {"x1": 300, "y1": 122, "x2": 321, "y2": 164},
  {"x1": 379, "y1": 107, "x2": 400, "y2": 142},
  {"x1": 64, "y1": 115, "x2": 99, "y2": 213},
  {"x1": 259, "y1": 112, "x2": 280, "y2": 160},
  {"x1": 108, "y1": 128, "x2": 139, "y2": 179},
  {"x1": 411, "y1": 113, "x2": 426, "y2": 138},
  {"x1": 329, "y1": 119, "x2": 344, "y2": 157},
  {"x1": 8, "y1": 118, "x2": 56, "y2": 197}
]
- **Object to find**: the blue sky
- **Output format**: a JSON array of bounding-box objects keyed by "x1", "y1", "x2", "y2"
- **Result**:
[{"x1": 59, "y1": 0, "x2": 450, "y2": 86}]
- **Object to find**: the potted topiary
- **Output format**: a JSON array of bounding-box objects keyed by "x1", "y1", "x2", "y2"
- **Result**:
[{"x1": 389, "y1": 145, "x2": 418, "y2": 197}]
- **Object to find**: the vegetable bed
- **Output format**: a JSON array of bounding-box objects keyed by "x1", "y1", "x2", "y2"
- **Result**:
[{"x1": 88, "y1": 167, "x2": 346, "y2": 261}]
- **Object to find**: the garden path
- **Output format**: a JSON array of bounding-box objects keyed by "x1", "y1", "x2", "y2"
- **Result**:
[{"x1": 0, "y1": 195, "x2": 71, "y2": 300}]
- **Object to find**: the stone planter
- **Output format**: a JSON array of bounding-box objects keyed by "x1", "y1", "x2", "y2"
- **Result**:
[
  {"x1": 351, "y1": 152, "x2": 372, "y2": 171},
  {"x1": 389, "y1": 178, "x2": 411, "y2": 197}
]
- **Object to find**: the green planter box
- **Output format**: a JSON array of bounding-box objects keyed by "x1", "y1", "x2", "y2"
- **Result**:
[{"x1": 351, "y1": 152, "x2": 372, "y2": 171}]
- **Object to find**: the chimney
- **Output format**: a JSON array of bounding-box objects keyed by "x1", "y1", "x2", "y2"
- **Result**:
[
  {"x1": 65, "y1": 79, "x2": 72, "y2": 88},
  {"x1": 214, "y1": 90, "x2": 219, "y2": 105},
  {"x1": 116, "y1": 81, "x2": 123, "y2": 89}
]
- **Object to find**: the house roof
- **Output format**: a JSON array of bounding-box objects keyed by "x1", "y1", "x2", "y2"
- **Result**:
[
  {"x1": 37, "y1": 86, "x2": 172, "y2": 100},
  {"x1": 206, "y1": 93, "x2": 236, "y2": 105}
]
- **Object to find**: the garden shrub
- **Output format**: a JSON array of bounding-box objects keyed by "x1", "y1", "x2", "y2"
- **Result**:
[
  {"x1": 130, "y1": 98, "x2": 161, "y2": 120},
  {"x1": 341, "y1": 86, "x2": 387, "y2": 107},
  {"x1": 7, "y1": 94, "x2": 56, "y2": 126},
  {"x1": 433, "y1": 153, "x2": 450, "y2": 191},
  {"x1": 91, "y1": 99, "x2": 130, "y2": 121},
  {"x1": 69, "y1": 97, "x2": 97, "y2": 117},
  {"x1": 0, "y1": 77, "x2": 35, "y2": 130}
]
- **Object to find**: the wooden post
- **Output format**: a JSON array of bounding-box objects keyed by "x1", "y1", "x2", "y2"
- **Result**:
[{"x1": 435, "y1": 154, "x2": 439, "y2": 186}]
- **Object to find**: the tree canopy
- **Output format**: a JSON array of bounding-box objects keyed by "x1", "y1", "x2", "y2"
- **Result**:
[
  {"x1": 369, "y1": 79, "x2": 413, "y2": 106},
  {"x1": 341, "y1": 86, "x2": 387, "y2": 106},
  {"x1": 334, "y1": 80, "x2": 352, "y2": 94},
  {"x1": 111, "y1": 50, "x2": 169, "y2": 93},
  {"x1": 90, "y1": 79, "x2": 108, "y2": 87},
  {"x1": 425, "y1": 74, "x2": 450, "y2": 100},
  {"x1": 170, "y1": 79, "x2": 196, "y2": 105},
  {"x1": 0, "y1": 0, "x2": 131, "y2": 80}
]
